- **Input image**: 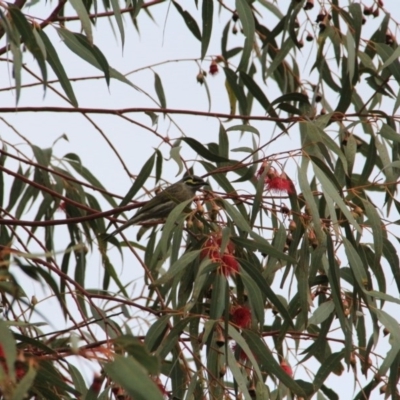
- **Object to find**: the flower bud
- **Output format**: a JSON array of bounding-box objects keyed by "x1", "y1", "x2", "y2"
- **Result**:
[
  {"x1": 363, "y1": 6, "x2": 372, "y2": 15},
  {"x1": 209, "y1": 60, "x2": 218, "y2": 75},
  {"x1": 196, "y1": 71, "x2": 205, "y2": 84},
  {"x1": 303, "y1": 0, "x2": 314, "y2": 10}
]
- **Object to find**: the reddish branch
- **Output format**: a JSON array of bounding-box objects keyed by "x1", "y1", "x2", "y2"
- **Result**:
[
  {"x1": 0, "y1": 149, "x2": 123, "y2": 200},
  {"x1": 0, "y1": 106, "x2": 377, "y2": 122},
  {"x1": 54, "y1": 0, "x2": 166, "y2": 22},
  {"x1": 0, "y1": 164, "x2": 145, "y2": 226},
  {"x1": 0, "y1": 0, "x2": 165, "y2": 56}
]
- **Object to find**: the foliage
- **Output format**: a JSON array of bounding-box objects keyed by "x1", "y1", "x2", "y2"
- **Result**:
[{"x1": 0, "y1": 0, "x2": 399, "y2": 399}]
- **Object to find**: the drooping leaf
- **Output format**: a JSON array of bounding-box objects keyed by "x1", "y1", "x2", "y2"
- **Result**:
[
  {"x1": 201, "y1": 0, "x2": 213, "y2": 59},
  {"x1": 172, "y1": 1, "x2": 201, "y2": 41},
  {"x1": 69, "y1": 0, "x2": 93, "y2": 44},
  {"x1": 103, "y1": 355, "x2": 164, "y2": 400}
]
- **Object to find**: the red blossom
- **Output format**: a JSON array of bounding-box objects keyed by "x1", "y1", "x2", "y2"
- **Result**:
[
  {"x1": 0, "y1": 344, "x2": 7, "y2": 375},
  {"x1": 201, "y1": 236, "x2": 235, "y2": 260},
  {"x1": 280, "y1": 360, "x2": 293, "y2": 377},
  {"x1": 154, "y1": 376, "x2": 169, "y2": 398},
  {"x1": 209, "y1": 60, "x2": 219, "y2": 75},
  {"x1": 201, "y1": 235, "x2": 238, "y2": 276},
  {"x1": 57, "y1": 201, "x2": 67, "y2": 212},
  {"x1": 231, "y1": 306, "x2": 251, "y2": 328},
  {"x1": 231, "y1": 343, "x2": 248, "y2": 362},
  {"x1": 220, "y1": 254, "x2": 239, "y2": 276},
  {"x1": 15, "y1": 361, "x2": 26, "y2": 381},
  {"x1": 256, "y1": 163, "x2": 295, "y2": 194},
  {"x1": 89, "y1": 375, "x2": 103, "y2": 394},
  {"x1": 265, "y1": 176, "x2": 294, "y2": 194}
]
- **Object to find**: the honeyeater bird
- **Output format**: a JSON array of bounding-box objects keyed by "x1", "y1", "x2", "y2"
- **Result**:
[{"x1": 107, "y1": 175, "x2": 207, "y2": 238}]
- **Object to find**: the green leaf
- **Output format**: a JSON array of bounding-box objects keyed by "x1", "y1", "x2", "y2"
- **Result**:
[
  {"x1": 32, "y1": 27, "x2": 46, "y2": 59},
  {"x1": 6, "y1": 165, "x2": 26, "y2": 212},
  {"x1": 266, "y1": 37, "x2": 294, "y2": 78},
  {"x1": 69, "y1": 363, "x2": 88, "y2": 397},
  {"x1": 226, "y1": 348, "x2": 253, "y2": 400},
  {"x1": 9, "y1": 41, "x2": 22, "y2": 103},
  {"x1": 118, "y1": 153, "x2": 155, "y2": 208},
  {"x1": 345, "y1": 29, "x2": 356, "y2": 84},
  {"x1": 9, "y1": 7, "x2": 47, "y2": 88},
  {"x1": 240, "y1": 71, "x2": 287, "y2": 132},
  {"x1": 224, "y1": 68, "x2": 248, "y2": 115},
  {"x1": 157, "y1": 317, "x2": 194, "y2": 359},
  {"x1": 169, "y1": 145, "x2": 184, "y2": 175},
  {"x1": 313, "y1": 164, "x2": 362, "y2": 233},
  {"x1": 362, "y1": 199, "x2": 382, "y2": 266},
  {"x1": 209, "y1": 272, "x2": 227, "y2": 320},
  {"x1": 58, "y1": 28, "x2": 135, "y2": 88},
  {"x1": 182, "y1": 137, "x2": 229, "y2": 162},
  {"x1": 57, "y1": 29, "x2": 109, "y2": 85},
  {"x1": 225, "y1": 324, "x2": 263, "y2": 381},
  {"x1": 241, "y1": 271, "x2": 264, "y2": 325},
  {"x1": 226, "y1": 124, "x2": 260, "y2": 135},
  {"x1": 145, "y1": 315, "x2": 170, "y2": 352},
  {"x1": 373, "y1": 308, "x2": 400, "y2": 343},
  {"x1": 375, "y1": 43, "x2": 400, "y2": 84},
  {"x1": 326, "y1": 235, "x2": 352, "y2": 364},
  {"x1": 367, "y1": 290, "x2": 400, "y2": 306},
  {"x1": 201, "y1": 0, "x2": 213, "y2": 59},
  {"x1": 218, "y1": 123, "x2": 229, "y2": 160},
  {"x1": 103, "y1": 355, "x2": 164, "y2": 400},
  {"x1": 155, "y1": 250, "x2": 201, "y2": 285},
  {"x1": 114, "y1": 335, "x2": 159, "y2": 374},
  {"x1": 221, "y1": 199, "x2": 250, "y2": 233},
  {"x1": 309, "y1": 300, "x2": 335, "y2": 325},
  {"x1": 172, "y1": 1, "x2": 201, "y2": 41},
  {"x1": 12, "y1": 365, "x2": 37, "y2": 400},
  {"x1": 298, "y1": 161, "x2": 325, "y2": 244},
  {"x1": 382, "y1": 237, "x2": 400, "y2": 293},
  {"x1": 0, "y1": 320, "x2": 17, "y2": 377},
  {"x1": 235, "y1": 0, "x2": 255, "y2": 72},
  {"x1": 238, "y1": 257, "x2": 294, "y2": 327},
  {"x1": 154, "y1": 72, "x2": 166, "y2": 108},
  {"x1": 380, "y1": 123, "x2": 400, "y2": 143},
  {"x1": 271, "y1": 92, "x2": 310, "y2": 107},
  {"x1": 243, "y1": 330, "x2": 306, "y2": 397},
  {"x1": 37, "y1": 30, "x2": 78, "y2": 107},
  {"x1": 110, "y1": 0, "x2": 125, "y2": 47},
  {"x1": 313, "y1": 351, "x2": 345, "y2": 392},
  {"x1": 236, "y1": 0, "x2": 255, "y2": 40},
  {"x1": 342, "y1": 238, "x2": 368, "y2": 296},
  {"x1": 160, "y1": 199, "x2": 192, "y2": 254},
  {"x1": 69, "y1": 0, "x2": 93, "y2": 44}
]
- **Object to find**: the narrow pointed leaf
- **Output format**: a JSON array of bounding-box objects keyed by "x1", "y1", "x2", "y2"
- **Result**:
[
  {"x1": 201, "y1": 0, "x2": 213, "y2": 59},
  {"x1": 69, "y1": 0, "x2": 93, "y2": 44}
]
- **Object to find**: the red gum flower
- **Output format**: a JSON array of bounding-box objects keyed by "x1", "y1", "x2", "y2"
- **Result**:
[
  {"x1": 220, "y1": 254, "x2": 239, "y2": 276},
  {"x1": 201, "y1": 236, "x2": 238, "y2": 276},
  {"x1": 89, "y1": 375, "x2": 103, "y2": 394},
  {"x1": 280, "y1": 360, "x2": 293, "y2": 377},
  {"x1": 256, "y1": 163, "x2": 294, "y2": 194},
  {"x1": 231, "y1": 306, "x2": 251, "y2": 328},
  {"x1": 155, "y1": 377, "x2": 169, "y2": 398},
  {"x1": 265, "y1": 176, "x2": 294, "y2": 194},
  {"x1": 209, "y1": 60, "x2": 219, "y2": 75},
  {"x1": 0, "y1": 344, "x2": 7, "y2": 374},
  {"x1": 231, "y1": 343, "x2": 248, "y2": 362}
]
